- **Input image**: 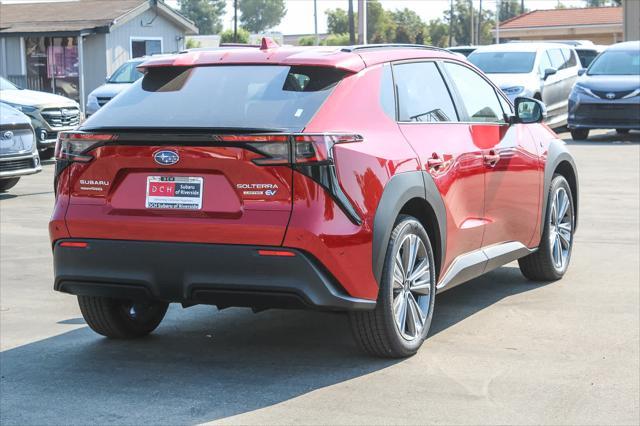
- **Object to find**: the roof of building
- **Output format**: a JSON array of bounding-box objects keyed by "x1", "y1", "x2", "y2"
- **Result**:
[
  {"x1": 0, "y1": 0, "x2": 197, "y2": 35},
  {"x1": 500, "y1": 6, "x2": 623, "y2": 29},
  {"x1": 138, "y1": 42, "x2": 462, "y2": 73}
]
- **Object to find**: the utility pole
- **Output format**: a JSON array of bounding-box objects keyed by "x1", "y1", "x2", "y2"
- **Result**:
[
  {"x1": 233, "y1": 0, "x2": 238, "y2": 42},
  {"x1": 357, "y1": 0, "x2": 367, "y2": 44},
  {"x1": 448, "y1": 0, "x2": 453, "y2": 47},
  {"x1": 313, "y1": 0, "x2": 319, "y2": 45},
  {"x1": 496, "y1": 0, "x2": 500, "y2": 44},
  {"x1": 521, "y1": 0, "x2": 525, "y2": 14},
  {"x1": 477, "y1": 0, "x2": 482, "y2": 45},
  {"x1": 348, "y1": 0, "x2": 355, "y2": 44},
  {"x1": 469, "y1": 0, "x2": 474, "y2": 45}
]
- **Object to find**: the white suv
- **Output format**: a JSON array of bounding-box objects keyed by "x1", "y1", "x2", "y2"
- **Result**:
[{"x1": 468, "y1": 43, "x2": 580, "y2": 128}]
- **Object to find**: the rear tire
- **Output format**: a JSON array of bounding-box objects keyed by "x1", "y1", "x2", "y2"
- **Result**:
[
  {"x1": 39, "y1": 148, "x2": 55, "y2": 160},
  {"x1": 78, "y1": 296, "x2": 168, "y2": 339},
  {"x1": 570, "y1": 129, "x2": 589, "y2": 140},
  {"x1": 616, "y1": 129, "x2": 630, "y2": 135},
  {"x1": 0, "y1": 178, "x2": 20, "y2": 192},
  {"x1": 519, "y1": 174, "x2": 575, "y2": 281},
  {"x1": 350, "y1": 215, "x2": 436, "y2": 358}
]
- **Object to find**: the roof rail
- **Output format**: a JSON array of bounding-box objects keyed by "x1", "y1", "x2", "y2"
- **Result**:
[{"x1": 341, "y1": 44, "x2": 451, "y2": 54}]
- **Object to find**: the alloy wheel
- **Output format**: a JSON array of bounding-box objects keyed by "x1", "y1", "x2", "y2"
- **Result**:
[
  {"x1": 549, "y1": 187, "x2": 573, "y2": 271},
  {"x1": 392, "y1": 233, "x2": 432, "y2": 341}
]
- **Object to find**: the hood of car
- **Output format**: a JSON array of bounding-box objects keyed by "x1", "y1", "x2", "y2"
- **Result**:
[
  {"x1": 0, "y1": 102, "x2": 31, "y2": 126},
  {"x1": 577, "y1": 74, "x2": 640, "y2": 92},
  {"x1": 485, "y1": 73, "x2": 537, "y2": 90},
  {"x1": 0, "y1": 89, "x2": 78, "y2": 109},
  {"x1": 89, "y1": 83, "x2": 133, "y2": 99}
]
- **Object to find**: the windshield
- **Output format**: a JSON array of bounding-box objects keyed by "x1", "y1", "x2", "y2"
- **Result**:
[
  {"x1": 0, "y1": 77, "x2": 19, "y2": 90},
  {"x1": 587, "y1": 50, "x2": 640, "y2": 75},
  {"x1": 85, "y1": 65, "x2": 347, "y2": 132},
  {"x1": 108, "y1": 61, "x2": 144, "y2": 83},
  {"x1": 468, "y1": 52, "x2": 536, "y2": 74}
]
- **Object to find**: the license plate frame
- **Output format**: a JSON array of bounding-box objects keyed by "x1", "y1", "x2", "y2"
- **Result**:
[{"x1": 145, "y1": 176, "x2": 203, "y2": 210}]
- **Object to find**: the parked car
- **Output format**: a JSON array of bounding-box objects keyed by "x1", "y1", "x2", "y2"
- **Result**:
[
  {"x1": 0, "y1": 103, "x2": 41, "y2": 191},
  {"x1": 568, "y1": 40, "x2": 640, "y2": 140},
  {"x1": 85, "y1": 58, "x2": 145, "y2": 117},
  {"x1": 574, "y1": 45, "x2": 606, "y2": 68},
  {"x1": 447, "y1": 45, "x2": 477, "y2": 57},
  {"x1": 50, "y1": 42, "x2": 578, "y2": 358},
  {"x1": 468, "y1": 43, "x2": 580, "y2": 128},
  {"x1": 0, "y1": 77, "x2": 81, "y2": 160}
]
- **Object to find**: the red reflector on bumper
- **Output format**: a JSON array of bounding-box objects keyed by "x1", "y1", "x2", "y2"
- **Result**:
[
  {"x1": 59, "y1": 242, "x2": 88, "y2": 248},
  {"x1": 257, "y1": 249, "x2": 296, "y2": 257}
]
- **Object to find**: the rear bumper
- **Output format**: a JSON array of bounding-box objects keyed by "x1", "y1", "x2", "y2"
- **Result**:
[{"x1": 53, "y1": 239, "x2": 375, "y2": 311}]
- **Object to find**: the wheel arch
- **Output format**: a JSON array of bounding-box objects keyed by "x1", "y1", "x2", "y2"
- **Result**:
[
  {"x1": 543, "y1": 140, "x2": 579, "y2": 235},
  {"x1": 372, "y1": 171, "x2": 446, "y2": 286}
]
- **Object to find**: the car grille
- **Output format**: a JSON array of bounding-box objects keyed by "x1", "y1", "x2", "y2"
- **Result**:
[
  {"x1": 574, "y1": 103, "x2": 640, "y2": 125},
  {"x1": 97, "y1": 97, "x2": 112, "y2": 107},
  {"x1": 0, "y1": 158, "x2": 36, "y2": 172},
  {"x1": 0, "y1": 125, "x2": 35, "y2": 154},
  {"x1": 591, "y1": 89, "x2": 636, "y2": 100},
  {"x1": 41, "y1": 107, "x2": 80, "y2": 128}
]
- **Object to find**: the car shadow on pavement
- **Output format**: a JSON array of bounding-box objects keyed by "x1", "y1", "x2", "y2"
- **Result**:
[
  {"x1": 563, "y1": 130, "x2": 640, "y2": 145},
  {"x1": 0, "y1": 266, "x2": 548, "y2": 425}
]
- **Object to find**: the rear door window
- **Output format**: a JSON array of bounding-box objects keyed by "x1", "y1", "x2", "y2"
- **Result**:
[
  {"x1": 84, "y1": 65, "x2": 347, "y2": 132},
  {"x1": 393, "y1": 61, "x2": 458, "y2": 122}
]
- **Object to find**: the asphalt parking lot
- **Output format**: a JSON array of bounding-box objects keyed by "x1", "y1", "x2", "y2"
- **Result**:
[{"x1": 1, "y1": 129, "x2": 638, "y2": 425}]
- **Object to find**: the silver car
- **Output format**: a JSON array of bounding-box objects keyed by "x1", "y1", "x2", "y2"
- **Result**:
[
  {"x1": 468, "y1": 43, "x2": 580, "y2": 128},
  {"x1": 85, "y1": 59, "x2": 149, "y2": 117},
  {"x1": 0, "y1": 103, "x2": 41, "y2": 192}
]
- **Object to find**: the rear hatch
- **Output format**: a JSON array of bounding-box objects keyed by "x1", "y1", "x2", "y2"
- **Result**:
[{"x1": 58, "y1": 64, "x2": 348, "y2": 246}]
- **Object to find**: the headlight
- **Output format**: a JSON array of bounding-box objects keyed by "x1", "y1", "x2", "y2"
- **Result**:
[
  {"x1": 622, "y1": 89, "x2": 640, "y2": 99},
  {"x1": 573, "y1": 84, "x2": 596, "y2": 97},
  {"x1": 502, "y1": 86, "x2": 524, "y2": 96},
  {"x1": 8, "y1": 103, "x2": 38, "y2": 114}
]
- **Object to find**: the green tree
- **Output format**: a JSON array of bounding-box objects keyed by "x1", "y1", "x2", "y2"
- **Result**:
[
  {"x1": 322, "y1": 33, "x2": 351, "y2": 46},
  {"x1": 179, "y1": 0, "x2": 226, "y2": 35},
  {"x1": 297, "y1": 35, "x2": 317, "y2": 46},
  {"x1": 220, "y1": 28, "x2": 250, "y2": 43},
  {"x1": 325, "y1": 8, "x2": 349, "y2": 34},
  {"x1": 498, "y1": 0, "x2": 524, "y2": 22},
  {"x1": 239, "y1": 0, "x2": 287, "y2": 33},
  {"x1": 446, "y1": 0, "x2": 494, "y2": 45},
  {"x1": 585, "y1": 0, "x2": 621, "y2": 6},
  {"x1": 366, "y1": 0, "x2": 395, "y2": 43},
  {"x1": 389, "y1": 8, "x2": 428, "y2": 44},
  {"x1": 428, "y1": 18, "x2": 449, "y2": 47}
]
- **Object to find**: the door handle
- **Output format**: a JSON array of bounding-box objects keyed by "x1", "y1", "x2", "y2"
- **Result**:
[
  {"x1": 483, "y1": 150, "x2": 500, "y2": 167},
  {"x1": 427, "y1": 153, "x2": 444, "y2": 170}
]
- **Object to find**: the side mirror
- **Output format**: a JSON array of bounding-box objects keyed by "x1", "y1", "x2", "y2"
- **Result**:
[
  {"x1": 514, "y1": 97, "x2": 547, "y2": 124},
  {"x1": 543, "y1": 68, "x2": 557, "y2": 80},
  {"x1": 577, "y1": 68, "x2": 587, "y2": 76}
]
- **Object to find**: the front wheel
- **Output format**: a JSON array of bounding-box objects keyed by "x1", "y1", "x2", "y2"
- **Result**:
[
  {"x1": 78, "y1": 296, "x2": 168, "y2": 339},
  {"x1": 0, "y1": 178, "x2": 20, "y2": 192},
  {"x1": 519, "y1": 174, "x2": 575, "y2": 281},
  {"x1": 570, "y1": 129, "x2": 589, "y2": 140},
  {"x1": 350, "y1": 215, "x2": 436, "y2": 358}
]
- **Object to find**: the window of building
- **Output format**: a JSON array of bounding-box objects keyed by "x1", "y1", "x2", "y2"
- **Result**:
[{"x1": 131, "y1": 38, "x2": 162, "y2": 58}]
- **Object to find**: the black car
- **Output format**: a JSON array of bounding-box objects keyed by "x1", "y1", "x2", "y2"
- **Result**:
[{"x1": 568, "y1": 41, "x2": 640, "y2": 140}]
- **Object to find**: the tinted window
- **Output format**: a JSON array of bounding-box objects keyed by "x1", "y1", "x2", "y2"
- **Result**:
[
  {"x1": 394, "y1": 62, "x2": 457, "y2": 122},
  {"x1": 444, "y1": 62, "x2": 505, "y2": 123},
  {"x1": 84, "y1": 65, "x2": 346, "y2": 132},
  {"x1": 588, "y1": 49, "x2": 640, "y2": 75},
  {"x1": 548, "y1": 49, "x2": 567, "y2": 70},
  {"x1": 538, "y1": 51, "x2": 553, "y2": 75},
  {"x1": 380, "y1": 64, "x2": 396, "y2": 120},
  {"x1": 562, "y1": 48, "x2": 577, "y2": 68},
  {"x1": 576, "y1": 49, "x2": 600, "y2": 67},
  {"x1": 108, "y1": 61, "x2": 144, "y2": 84},
  {"x1": 468, "y1": 52, "x2": 536, "y2": 74}
]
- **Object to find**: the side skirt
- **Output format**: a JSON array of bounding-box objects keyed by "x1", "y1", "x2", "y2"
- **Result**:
[{"x1": 436, "y1": 242, "x2": 535, "y2": 293}]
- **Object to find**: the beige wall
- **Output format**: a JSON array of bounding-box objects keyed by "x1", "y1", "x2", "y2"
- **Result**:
[
  {"x1": 623, "y1": 0, "x2": 640, "y2": 41},
  {"x1": 496, "y1": 24, "x2": 623, "y2": 45}
]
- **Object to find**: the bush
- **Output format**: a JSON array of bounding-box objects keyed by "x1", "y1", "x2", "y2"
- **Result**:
[
  {"x1": 297, "y1": 35, "x2": 317, "y2": 46},
  {"x1": 220, "y1": 28, "x2": 250, "y2": 44},
  {"x1": 322, "y1": 33, "x2": 350, "y2": 46}
]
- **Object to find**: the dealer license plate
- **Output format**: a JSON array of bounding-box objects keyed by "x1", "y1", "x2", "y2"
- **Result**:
[{"x1": 145, "y1": 176, "x2": 203, "y2": 210}]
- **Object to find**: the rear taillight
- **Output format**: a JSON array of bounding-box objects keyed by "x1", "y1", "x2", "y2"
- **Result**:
[{"x1": 55, "y1": 132, "x2": 116, "y2": 162}]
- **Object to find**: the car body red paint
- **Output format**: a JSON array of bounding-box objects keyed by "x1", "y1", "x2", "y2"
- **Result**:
[{"x1": 50, "y1": 43, "x2": 578, "y2": 354}]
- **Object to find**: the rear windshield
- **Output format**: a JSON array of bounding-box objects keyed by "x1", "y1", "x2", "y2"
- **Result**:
[
  {"x1": 84, "y1": 65, "x2": 347, "y2": 132},
  {"x1": 468, "y1": 52, "x2": 536, "y2": 74}
]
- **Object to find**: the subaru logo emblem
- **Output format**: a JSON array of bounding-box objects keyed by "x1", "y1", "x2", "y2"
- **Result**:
[
  {"x1": 2, "y1": 131, "x2": 13, "y2": 140},
  {"x1": 606, "y1": 92, "x2": 616, "y2": 100},
  {"x1": 154, "y1": 150, "x2": 179, "y2": 166}
]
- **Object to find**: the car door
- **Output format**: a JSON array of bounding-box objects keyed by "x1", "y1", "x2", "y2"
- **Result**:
[
  {"x1": 393, "y1": 61, "x2": 485, "y2": 274},
  {"x1": 442, "y1": 61, "x2": 541, "y2": 249},
  {"x1": 544, "y1": 48, "x2": 571, "y2": 121}
]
